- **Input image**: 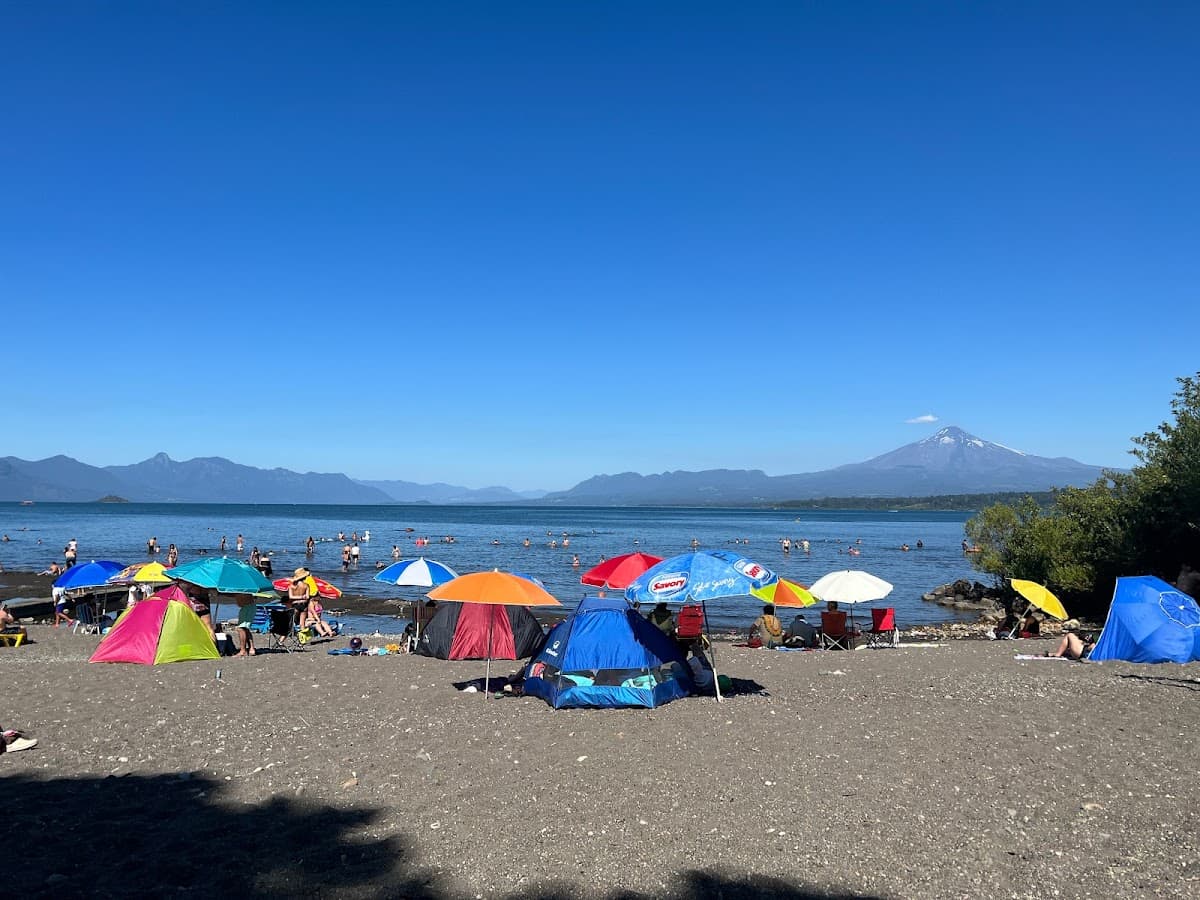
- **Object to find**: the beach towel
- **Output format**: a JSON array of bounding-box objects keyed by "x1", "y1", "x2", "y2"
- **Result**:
[{"x1": 1014, "y1": 654, "x2": 1070, "y2": 660}]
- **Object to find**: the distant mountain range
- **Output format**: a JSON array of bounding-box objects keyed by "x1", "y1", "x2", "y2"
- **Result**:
[
  {"x1": 539, "y1": 427, "x2": 1113, "y2": 505},
  {"x1": 1, "y1": 427, "x2": 1113, "y2": 505}
]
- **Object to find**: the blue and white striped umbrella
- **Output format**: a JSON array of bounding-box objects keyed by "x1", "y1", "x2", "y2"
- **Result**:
[{"x1": 373, "y1": 557, "x2": 459, "y2": 588}]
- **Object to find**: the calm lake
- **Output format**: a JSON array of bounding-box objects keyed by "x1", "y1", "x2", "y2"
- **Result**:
[{"x1": 0, "y1": 503, "x2": 987, "y2": 631}]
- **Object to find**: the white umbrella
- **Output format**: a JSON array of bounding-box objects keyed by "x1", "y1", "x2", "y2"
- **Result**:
[{"x1": 809, "y1": 570, "x2": 894, "y2": 632}]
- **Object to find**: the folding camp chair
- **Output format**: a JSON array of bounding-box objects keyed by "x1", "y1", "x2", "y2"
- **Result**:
[
  {"x1": 675, "y1": 604, "x2": 708, "y2": 649},
  {"x1": 267, "y1": 607, "x2": 302, "y2": 652},
  {"x1": 820, "y1": 610, "x2": 855, "y2": 650},
  {"x1": 72, "y1": 601, "x2": 102, "y2": 636},
  {"x1": 865, "y1": 607, "x2": 899, "y2": 648}
]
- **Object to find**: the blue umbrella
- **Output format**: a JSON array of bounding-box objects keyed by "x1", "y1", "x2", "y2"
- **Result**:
[
  {"x1": 625, "y1": 549, "x2": 777, "y2": 702},
  {"x1": 165, "y1": 557, "x2": 274, "y2": 595},
  {"x1": 624, "y1": 549, "x2": 777, "y2": 604},
  {"x1": 53, "y1": 560, "x2": 126, "y2": 591},
  {"x1": 509, "y1": 571, "x2": 546, "y2": 588},
  {"x1": 373, "y1": 557, "x2": 458, "y2": 588}
]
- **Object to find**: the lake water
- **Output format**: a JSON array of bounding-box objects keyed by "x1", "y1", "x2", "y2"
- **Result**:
[{"x1": 0, "y1": 503, "x2": 987, "y2": 631}]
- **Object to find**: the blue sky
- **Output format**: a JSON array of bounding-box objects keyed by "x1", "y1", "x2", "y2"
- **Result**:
[{"x1": 3, "y1": 2, "x2": 1197, "y2": 491}]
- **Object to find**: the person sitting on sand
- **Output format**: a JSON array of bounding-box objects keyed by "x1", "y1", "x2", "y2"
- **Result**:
[
  {"x1": 39, "y1": 561, "x2": 63, "y2": 576},
  {"x1": 1045, "y1": 631, "x2": 1095, "y2": 660},
  {"x1": 646, "y1": 602, "x2": 674, "y2": 637},
  {"x1": 686, "y1": 641, "x2": 716, "y2": 693},
  {"x1": 307, "y1": 588, "x2": 336, "y2": 639},
  {"x1": 1020, "y1": 611, "x2": 1041, "y2": 638},
  {"x1": 784, "y1": 613, "x2": 818, "y2": 649},
  {"x1": 993, "y1": 610, "x2": 1019, "y2": 640},
  {"x1": 750, "y1": 603, "x2": 784, "y2": 649}
]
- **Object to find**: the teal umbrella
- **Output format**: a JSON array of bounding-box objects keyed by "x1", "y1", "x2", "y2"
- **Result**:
[{"x1": 165, "y1": 556, "x2": 274, "y2": 595}]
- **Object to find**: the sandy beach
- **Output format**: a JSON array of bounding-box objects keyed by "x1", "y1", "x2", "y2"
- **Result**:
[{"x1": 3, "y1": 624, "x2": 1198, "y2": 899}]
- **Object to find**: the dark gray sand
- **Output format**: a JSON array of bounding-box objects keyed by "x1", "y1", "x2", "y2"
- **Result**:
[{"x1": 3, "y1": 627, "x2": 1198, "y2": 899}]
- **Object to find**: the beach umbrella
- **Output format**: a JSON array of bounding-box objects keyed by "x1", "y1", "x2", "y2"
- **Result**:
[
  {"x1": 752, "y1": 578, "x2": 819, "y2": 608},
  {"x1": 1009, "y1": 579, "x2": 1068, "y2": 637},
  {"x1": 580, "y1": 552, "x2": 664, "y2": 590},
  {"x1": 427, "y1": 571, "x2": 562, "y2": 700},
  {"x1": 53, "y1": 560, "x2": 126, "y2": 591},
  {"x1": 165, "y1": 556, "x2": 274, "y2": 595},
  {"x1": 625, "y1": 550, "x2": 777, "y2": 701},
  {"x1": 375, "y1": 557, "x2": 459, "y2": 638},
  {"x1": 272, "y1": 575, "x2": 343, "y2": 600},
  {"x1": 108, "y1": 562, "x2": 173, "y2": 585},
  {"x1": 808, "y1": 570, "x2": 894, "y2": 605},
  {"x1": 808, "y1": 569, "x2": 894, "y2": 632},
  {"x1": 374, "y1": 557, "x2": 459, "y2": 587},
  {"x1": 509, "y1": 571, "x2": 546, "y2": 588}
]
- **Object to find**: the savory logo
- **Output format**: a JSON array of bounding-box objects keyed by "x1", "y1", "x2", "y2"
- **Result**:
[{"x1": 650, "y1": 573, "x2": 688, "y2": 596}]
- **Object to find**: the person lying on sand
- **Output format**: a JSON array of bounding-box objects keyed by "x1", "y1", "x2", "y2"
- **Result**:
[{"x1": 1045, "y1": 632, "x2": 1095, "y2": 660}]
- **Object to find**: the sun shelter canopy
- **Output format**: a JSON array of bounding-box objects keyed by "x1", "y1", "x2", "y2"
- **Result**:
[
  {"x1": 416, "y1": 601, "x2": 546, "y2": 660},
  {"x1": 90, "y1": 598, "x2": 219, "y2": 665},
  {"x1": 524, "y1": 596, "x2": 693, "y2": 709},
  {"x1": 1090, "y1": 576, "x2": 1200, "y2": 664}
]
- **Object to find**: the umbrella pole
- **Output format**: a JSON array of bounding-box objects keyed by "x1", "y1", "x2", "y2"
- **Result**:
[
  {"x1": 484, "y1": 607, "x2": 494, "y2": 700},
  {"x1": 703, "y1": 598, "x2": 723, "y2": 703}
]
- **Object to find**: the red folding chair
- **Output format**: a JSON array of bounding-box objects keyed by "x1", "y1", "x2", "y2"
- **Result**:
[
  {"x1": 675, "y1": 604, "x2": 708, "y2": 648},
  {"x1": 820, "y1": 610, "x2": 854, "y2": 650},
  {"x1": 866, "y1": 607, "x2": 898, "y2": 648}
]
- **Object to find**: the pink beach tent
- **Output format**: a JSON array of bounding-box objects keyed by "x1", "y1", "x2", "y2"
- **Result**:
[{"x1": 89, "y1": 598, "x2": 219, "y2": 665}]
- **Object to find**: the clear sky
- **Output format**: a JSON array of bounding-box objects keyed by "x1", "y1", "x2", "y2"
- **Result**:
[{"x1": 3, "y1": 2, "x2": 1197, "y2": 491}]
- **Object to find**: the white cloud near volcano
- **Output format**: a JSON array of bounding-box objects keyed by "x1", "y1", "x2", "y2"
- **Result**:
[{"x1": 905, "y1": 414, "x2": 939, "y2": 424}]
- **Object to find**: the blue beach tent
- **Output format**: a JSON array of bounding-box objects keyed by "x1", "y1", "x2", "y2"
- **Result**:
[
  {"x1": 524, "y1": 596, "x2": 694, "y2": 709},
  {"x1": 1090, "y1": 576, "x2": 1200, "y2": 664}
]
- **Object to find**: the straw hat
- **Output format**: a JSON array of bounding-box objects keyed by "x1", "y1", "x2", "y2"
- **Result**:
[{"x1": 294, "y1": 567, "x2": 311, "y2": 579}]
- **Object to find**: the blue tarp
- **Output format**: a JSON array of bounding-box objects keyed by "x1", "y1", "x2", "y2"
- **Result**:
[
  {"x1": 1090, "y1": 576, "x2": 1200, "y2": 664},
  {"x1": 524, "y1": 596, "x2": 693, "y2": 709}
]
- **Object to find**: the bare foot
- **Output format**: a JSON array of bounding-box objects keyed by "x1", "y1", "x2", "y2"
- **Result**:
[{"x1": 236, "y1": 651, "x2": 247, "y2": 657}]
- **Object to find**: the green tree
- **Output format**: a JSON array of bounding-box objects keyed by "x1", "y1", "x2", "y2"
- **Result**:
[
  {"x1": 963, "y1": 372, "x2": 1200, "y2": 615},
  {"x1": 1125, "y1": 372, "x2": 1200, "y2": 579}
]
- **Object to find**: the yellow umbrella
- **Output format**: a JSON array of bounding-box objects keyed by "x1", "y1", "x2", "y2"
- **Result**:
[
  {"x1": 1010, "y1": 579, "x2": 1069, "y2": 621},
  {"x1": 751, "y1": 578, "x2": 819, "y2": 608},
  {"x1": 109, "y1": 562, "x2": 173, "y2": 585}
]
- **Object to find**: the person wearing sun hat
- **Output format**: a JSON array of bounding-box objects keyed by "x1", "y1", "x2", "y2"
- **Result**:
[{"x1": 288, "y1": 567, "x2": 313, "y2": 630}]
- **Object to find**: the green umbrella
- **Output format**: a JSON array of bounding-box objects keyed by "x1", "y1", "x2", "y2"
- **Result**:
[{"x1": 164, "y1": 556, "x2": 274, "y2": 595}]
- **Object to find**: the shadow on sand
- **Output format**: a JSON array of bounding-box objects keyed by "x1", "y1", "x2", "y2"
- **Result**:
[
  {"x1": 7, "y1": 772, "x2": 876, "y2": 899},
  {"x1": 1115, "y1": 672, "x2": 1200, "y2": 691}
]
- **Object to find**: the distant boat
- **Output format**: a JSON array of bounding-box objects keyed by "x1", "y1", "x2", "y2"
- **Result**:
[{"x1": 19, "y1": 500, "x2": 34, "y2": 506}]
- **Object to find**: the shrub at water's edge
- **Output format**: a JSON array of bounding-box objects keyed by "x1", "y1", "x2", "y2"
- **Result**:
[{"x1": 965, "y1": 371, "x2": 1200, "y2": 619}]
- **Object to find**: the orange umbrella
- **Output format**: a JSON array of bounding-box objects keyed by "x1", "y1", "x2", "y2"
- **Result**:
[
  {"x1": 752, "y1": 578, "x2": 818, "y2": 608},
  {"x1": 428, "y1": 571, "x2": 561, "y2": 698},
  {"x1": 427, "y1": 570, "x2": 562, "y2": 607}
]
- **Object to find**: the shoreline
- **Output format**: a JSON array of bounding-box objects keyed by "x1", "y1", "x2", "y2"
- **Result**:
[{"x1": 1, "y1": 568, "x2": 1092, "y2": 640}]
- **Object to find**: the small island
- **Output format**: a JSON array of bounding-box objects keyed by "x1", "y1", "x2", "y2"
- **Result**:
[{"x1": 95, "y1": 495, "x2": 130, "y2": 503}]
